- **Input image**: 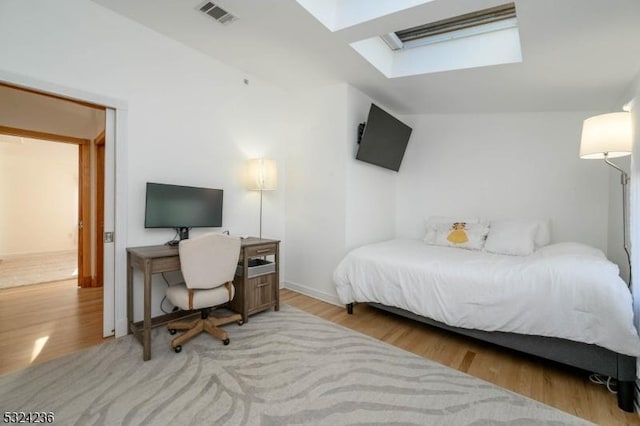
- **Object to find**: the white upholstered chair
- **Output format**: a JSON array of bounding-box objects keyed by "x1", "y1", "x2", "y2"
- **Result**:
[{"x1": 166, "y1": 232, "x2": 242, "y2": 353}]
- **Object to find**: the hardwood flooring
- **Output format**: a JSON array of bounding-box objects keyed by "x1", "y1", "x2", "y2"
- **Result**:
[
  {"x1": 280, "y1": 288, "x2": 640, "y2": 425},
  {"x1": 0, "y1": 279, "x2": 107, "y2": 376}
]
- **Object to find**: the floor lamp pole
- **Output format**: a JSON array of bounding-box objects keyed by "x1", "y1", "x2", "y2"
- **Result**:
[
  {"x1": 259, "y1": 188, "x2": 263, "y2": 240},
  {"x1": 604, "y1": 153, "x2": 631, "y2": 286}
]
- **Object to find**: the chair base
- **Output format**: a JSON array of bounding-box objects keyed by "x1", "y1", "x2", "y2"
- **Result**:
[{"x1": 167, "y1": 311, "x2": 242, "y2": 351}]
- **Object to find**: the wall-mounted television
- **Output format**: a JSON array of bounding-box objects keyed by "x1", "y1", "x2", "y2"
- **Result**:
[
  {"x1": 356, "y1": 104, "x2": 412, "y2": 172},
  {"x1": 144, "y1": 182, "x2": 223, "y2": 241}
]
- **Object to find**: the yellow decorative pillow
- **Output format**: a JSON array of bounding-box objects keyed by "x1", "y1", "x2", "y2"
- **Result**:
[
  {"x1": 429, "y1": 222, "x2": 489, "y2": 250},
  {"x1": 423, "y1": 216, "x2": 479, "y2": 244}
]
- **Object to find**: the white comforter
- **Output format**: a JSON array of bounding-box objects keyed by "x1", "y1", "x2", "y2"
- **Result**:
[{"x1": 334, "y1": 239, "x2": 640, "y2": 356}]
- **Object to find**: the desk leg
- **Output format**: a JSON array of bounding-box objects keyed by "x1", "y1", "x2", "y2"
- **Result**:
[
  {"x1": 127, "y1": 252, "x2": 133, "y2": 334},
  {"x1": 143, "y1": 260, "x2": 152, "y2": 361},
  {"x1": 274, "y1": 245, "x2": 280, "y2": 312}
]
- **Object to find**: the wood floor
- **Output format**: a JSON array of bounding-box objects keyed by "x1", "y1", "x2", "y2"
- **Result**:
[
  {"x1": 0, "y1": 279, "x2": 107, "y2": 376},
  {"x1": 280, "y1": 289, "x2": 640, "y2": 426},
  {"x1": 1, "y1": 282, "x2": 638, "y2": 424}
]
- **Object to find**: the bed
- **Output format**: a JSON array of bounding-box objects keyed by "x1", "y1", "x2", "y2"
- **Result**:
[{"x1": 333, "y1": 238, "x2": 640, "y2": 412}]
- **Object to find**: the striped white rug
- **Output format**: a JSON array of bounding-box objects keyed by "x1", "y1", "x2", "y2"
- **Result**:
[{"x1": 0, "y1": 305, "x2": 590, "y2": 425}]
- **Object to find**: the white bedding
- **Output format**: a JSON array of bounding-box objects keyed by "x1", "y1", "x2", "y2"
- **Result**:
[{"x1": 334, "y1": 239, "x2": 640, "y2": 356}]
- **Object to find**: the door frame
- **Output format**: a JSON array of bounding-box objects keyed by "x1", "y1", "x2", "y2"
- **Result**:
[
  {"x1": 95, "y1": 131, "x2": 105, "y2": 288},
  {"x1": 78, "y1": 141, "x2": 91, "y2": 287},
  {"x1": 0, "y1": 69, "x2": 129, "y2": 338}
]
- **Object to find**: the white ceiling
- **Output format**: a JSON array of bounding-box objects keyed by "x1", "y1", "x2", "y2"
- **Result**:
[
  {"x1": 0, "y1": 85, "x2": 105, "y2": 140},
  {"x1": 92, "y1": 0, "x2": 640, "y2": 114}
]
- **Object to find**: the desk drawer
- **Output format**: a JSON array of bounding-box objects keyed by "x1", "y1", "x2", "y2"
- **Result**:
[
  {"x1": 150, "y1": 256, "x2": 181, "y2": 273},
  {"x1": 244, "y1": 244, "x2": 276, "y2": 258}
]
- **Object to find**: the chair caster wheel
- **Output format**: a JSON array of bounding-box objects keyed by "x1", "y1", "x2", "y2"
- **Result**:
[
  {"x1": 174, "y1": 345, "x2": 182, "y2": 353},
  {"x1": 169, "y1": 329, "x2": 177, "y2": 335},
  {"x1": 223, "y1": 338, "x2": 230, "y2": 346},
  {"x1": 237, "y1": 320, "x2": 244, "y2": 326}
]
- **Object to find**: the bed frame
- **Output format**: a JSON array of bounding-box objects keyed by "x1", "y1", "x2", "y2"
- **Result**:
[{"x1": 346, "y1": 302, "x2": 636, "y2": 412}]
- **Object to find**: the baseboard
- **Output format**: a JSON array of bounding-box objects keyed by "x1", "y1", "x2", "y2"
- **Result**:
[
  {"x1": 115, "y1": 318, "x2": 128, "y2": 338},
  {"x1": 282, "y1": 281, "x2": 343, "y2": 307}
]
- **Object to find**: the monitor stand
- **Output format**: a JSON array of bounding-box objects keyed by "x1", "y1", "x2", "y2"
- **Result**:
[
  {"x1": 165, "y1": 227, "x2": 190, "y2": 247},
  {"x1": 178, "y1": 227, "x2": 190, "y2": 241}
]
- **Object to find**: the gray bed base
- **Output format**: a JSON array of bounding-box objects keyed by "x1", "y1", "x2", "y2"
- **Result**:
[{"x1": 346, "y1": 302, "x2": 636, "y2": 412}]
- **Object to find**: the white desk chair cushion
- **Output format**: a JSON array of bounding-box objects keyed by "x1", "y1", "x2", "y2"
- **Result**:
[
  {"x1": 166, "y1": 282, "x2": 235, "y2": 311},
  {"x1": 178, "y1": 233, "x2": 241, "y2": 290}
]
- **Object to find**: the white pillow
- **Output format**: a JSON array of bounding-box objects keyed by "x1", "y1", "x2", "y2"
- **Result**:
[
  {"x1": 424, "y1": 216, "x2": 480, "y2": 244},
  {"x1": 533, "y1": 242, "x2": 605, "y2": 259},
  {"x1": 427, "y1": 222, "x2": 490, "y2": 250},
  {"x1": 483, "y1": 218, "x2": 551, "y2": 249},
  {"x1": 532, "y1": 219, "x2": 551, "y2": 248},
  {"x1": 484, "y1": 220, "x2": 538, "y2": 256}
]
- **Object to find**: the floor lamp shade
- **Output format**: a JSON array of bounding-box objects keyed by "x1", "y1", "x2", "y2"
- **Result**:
[
  {"x1": 246, "y1": 158, "x2": 278, "y2": 191},
  {"x1": 579, "y1": 112, "x2": 632, "y2": 159}
]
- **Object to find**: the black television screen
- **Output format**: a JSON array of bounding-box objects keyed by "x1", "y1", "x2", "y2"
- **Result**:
[
  {"x1": 356, "y1": 104, "x2": 412, "y2": 172},
  {"x1": 144, "y1": 183, "x2": 223, "y2": 239}
]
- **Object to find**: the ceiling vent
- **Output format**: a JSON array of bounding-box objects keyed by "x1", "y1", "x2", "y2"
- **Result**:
[{"x1": 198, "y1": 2, "x2": 237, "y2": 25}]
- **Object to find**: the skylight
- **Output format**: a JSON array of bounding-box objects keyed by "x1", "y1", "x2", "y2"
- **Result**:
[
  {"x1": 383, "y1": 3, "x2": 517, "y2": 51},
  {"x1": 295, "y1": 0, "x2": 434, "y2": 32},
  {"x1": 350, "y1": 3, "x2": 522, "y2": 78}
]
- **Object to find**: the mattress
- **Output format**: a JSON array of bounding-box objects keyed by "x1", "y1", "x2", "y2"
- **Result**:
[{"x1": 333, "y1": 239, "x2": 640, "y2": 356}]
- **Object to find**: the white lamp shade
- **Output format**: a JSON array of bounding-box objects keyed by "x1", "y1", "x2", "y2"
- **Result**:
[
  {"x1": 579, "y1": 112, "x2": 632, "y2": 159},
  {"x1": 246, "y1": 158, "x2": 277, "y2": 190}
]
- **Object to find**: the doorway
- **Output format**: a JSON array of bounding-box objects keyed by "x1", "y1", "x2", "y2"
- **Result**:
[
  {"x1": 0, "y1": 125, "x2": 105, "y2": 290},
  {"x1": 0, "y1": 82, "x2": 112, "y2": 373},
  {"x1": 0, "y1": 135, "x2": 80, "y2": 290},
  {"x1": 0, "y1": 71, "x2": 124, "y2": 338}
]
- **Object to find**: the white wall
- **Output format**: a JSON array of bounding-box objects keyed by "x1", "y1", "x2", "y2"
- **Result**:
[
  {"x1": 285, "y1": 83, "x2": 397, "y2": 303},
  {"x1": 396, "y1": 112, "x2": 610, "y2": 252},
  {"x1": 0, "y1": 136, "x2": 78, "y2": 256},
  {"x1": 0, "y1": 0, "x2": 291, "y2": 320},
  {"x1": 285, "y1": 84, "x2": 348, "y2": 302},
  {"x1": 629, "y1": 75, "x2": 640, "y2": 332}
]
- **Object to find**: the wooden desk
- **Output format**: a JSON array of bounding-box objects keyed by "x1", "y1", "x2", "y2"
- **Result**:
[{"x1": 127, "y1": 237, "x2": 280, "y2": 361}]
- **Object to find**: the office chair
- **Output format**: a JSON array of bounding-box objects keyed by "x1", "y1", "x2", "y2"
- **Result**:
[{"x1": 166, "y1": 232, "x2": 242, "y2": 353}]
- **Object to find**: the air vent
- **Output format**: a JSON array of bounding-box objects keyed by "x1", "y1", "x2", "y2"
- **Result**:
[{"x1": 198, "y1": 2, "x2": 237, "y2": 25}]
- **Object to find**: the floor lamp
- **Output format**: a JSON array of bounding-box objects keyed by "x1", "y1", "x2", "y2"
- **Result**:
[
  {"x1": 246, "y1": 158, "x2": 277, "y2": 239},
  {"x1": 579, "y1": 112, "x2": 633, "y2": 284}
]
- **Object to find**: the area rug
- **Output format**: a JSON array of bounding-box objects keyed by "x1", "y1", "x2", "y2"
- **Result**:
[
  {"x1": 0, "y1": 305, "x2": 589, "y2": 425},
  {"x1": 0, "y1": 250, "x2": 77, "y2": 289}
]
